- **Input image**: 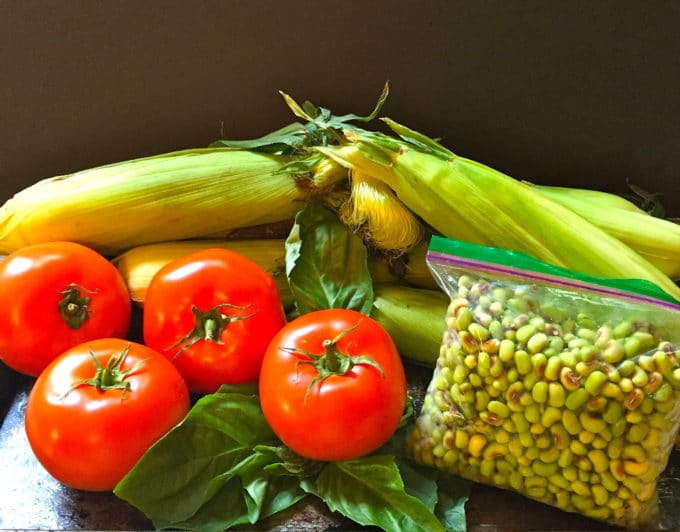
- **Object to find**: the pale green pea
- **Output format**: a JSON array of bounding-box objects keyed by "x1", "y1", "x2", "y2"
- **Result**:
[
  {"x1": 588, "y1": 449, "x2": 609, "y2": 473},
  {"x1": 631, "y1": 367, "x2": 649, "y2": 387},
  {"x1": 603, "y1": 401, "x2": 624, "y2": 424},
  {"x1": 524, "y1": 403, "x2": 541, "y2": 423},
  {"x1": 532, "y1": 432, "x2": 552, "y2": 449},
  {"x1": 453, "y1": 363, "x2": 468, "y2": 384},
  {"x1": 637, "y1": 354, "x2": 655, "y2": 372},
  {"x1": 565, "y1": 388, "x2": 590, "y2": 410},
  {"x1": 525, "y1": 446, "x2": 540, "y2": 461},
  {"x1": 455, "y1": 306, "x2": 473, "y2": 330},
  {"x1": 584, "y1": 370, "x2": 608, "y2": 395},
  {"x1": 549, "y1": 474, "x2": 570, "y2": 490},
  {"x1": 591, "y1": 436, "x2": 608, "y2": 450},
  {"x1": 555, "y1": 490, "x2": 571, "y2": 509},
  {"x1": 468, "y1": 372, "x2": 482, "y2": 388},
  {"x1": 588, "y1": 505, "x2": 611, "y2": 521},
  {"x1": 557, "y1": 449, "x2": 574, "y2": 469},
  {"x1": 613, "y1": 320, "x2": 634, "y2": 339},
  {"x1": 514, "y1": 350, "x2": 532, "y2": 375},
  {"x1": 508, "y1": 470, "x2": 524, "y2": 491},
  {"x1": 600, "y1": 471, "x2": 619, "y2": 492},
  {"x1": 576, "y1": 313, "x2": 597, "y2": 330},
  {"x1": 487, "y1": 400, "x2": 510, "y2": 418},
  {"x1": 518, "y1": 431, "x2": 534, "y2": 448},
  {"x1": 624, "y1": 336, "x2": 643, "y2": 358},
  {"x1": 626, "y1": 423, "x2": 650, "y2": 443},
  {"x1": 559, "y1": 350, "x2": 577, "y2": 368},
  {"x1": 524, "y1": 475, "x2": 548, "y2": 488},
  {"x1": 538, "y1": 448, "x2": 560, "y2": 464},
  {"x1": 474, "y1": 390, "x2": 490, "y2": 412},
  {"x1": 572, "y1": 480, "x2": 591, "y2": 497},
  {"x1": 468, "y1": 322, "x2": 489, "y2": 342},
  {"x1": 578, "y1": 430, "x2": 596, "y2": 445},
  {"x1": 607, "y1": 437, "x2": 625, "y2": 460},
  {"x1": 653, "y1": 382, "x2": 673, "y2": 402},
  {"x1": 618, "y1": 359, "x2": 636, "y2": 377},
  {"x1": 562, "y1": 465, "x2": 578, "y2": 482},
  {"x1": 610, "y1": 417, "x2": 627, "y2": 438},
  {"x1": 516, "y1": 324, "x2": 538, "y2": 345},
  {"x1": 479, "y1": 460, "x2": 495, "y2": 477},
  {"x1": 540, "y1": 406, "x2": 562, "y2": 428},
  {"x1": 570, "y1": 439, "x2": 588, "y2": 456},
  {"x1": 548, "y1": 382, "x2": 566, "y2": 407},
  {"x1": 443, "y1": 449, "x2": 458, "y2": 466},
  {"x1": 621, "y1": 444, "x2": 647, "y2": 462},
  {"x1": 527, "y1": 333, "x2": 549, "y2": 354},
  {"x1": 508, "y1": 437, "x2": 524, "y2": 457},
  {"x1": 511, "y1": 412, "x2": 530, "y2": 432},
  {"x1": 523, "y1": 372, "x2": 538, "y2": 391},
  {"x1": 531, "y1": 352, "x2": 548, "y2": 378},
  {"x1": 531, "y1": 460, "x2": 557, "y2": 476},
  {"x1": 580, "y1": 412, "x2": 607, "y2": 433},
  {"x1": 532, "y1": 381, "x2": 549, "y2": 403},
  {"x1": 602, "y1": 339, "x2": 625, "y2": 364},
  {"x1": 562, "y1": 410, "x2": 581, "y2": 435},
  {"x1": 544, "y1": 357, "x2": 563, "y2": 381},
  {"x1": 548, "y1": 336, "x2": 565, "y2": 353}
]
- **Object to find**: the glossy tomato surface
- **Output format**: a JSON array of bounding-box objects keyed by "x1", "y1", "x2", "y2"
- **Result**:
[
  {"x1": 143, "y1": 247, "x2": 286, "y2": 393},
  {"x1": 259, "y1": 308, "x2": 407, "y2": 461},
  {"x1": 0, "y1": 241, "x2": 131, "y2": 376},
  {"x1": 24, "y1": 338, "x2": 190, "y2": 491}
]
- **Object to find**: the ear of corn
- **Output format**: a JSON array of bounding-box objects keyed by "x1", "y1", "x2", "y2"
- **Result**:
[
  {"x1": 370, "y1": 283, "x2": 448, "y2": 366},
  {"x1": 528, "y1": 183, "x2": 680, "y2": 280},
  {"x1": 0, "y1": 148, "x2": 307, "y2": 255},
  {"x1": 112, "y1": 239, "x2": 294, "y2": 308},
  {"x1": 113, "y1": 237, "x2": 439, "y2": 310},
  {"x1": 528, "y1": 184, "x2": 649, "y2": 214},
  {"x1": 316, "y1": 123, "x2": 680, "y2": 301}
]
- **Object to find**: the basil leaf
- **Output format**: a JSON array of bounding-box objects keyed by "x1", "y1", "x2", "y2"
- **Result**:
[
  {"x1": 113, "y1": 388, "x2": 284, "y2": 526},
  {"x1": 435, "y1": 475, "x2": 471, "y2": 532},
  {"x1": 304, "y1": 455, "x2": 446, "y2": 532},
  {"x1": 285, "y1": 199, "x2": 374, "y2": 315},
  {"x1": 155, "y1": 453, "x2": 306, "y2": 531}
]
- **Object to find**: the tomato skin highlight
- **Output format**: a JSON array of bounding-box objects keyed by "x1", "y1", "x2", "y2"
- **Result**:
[
  {"x1": 24, "y1": 338, "x2": 190, "y2": 492},
  {"x1": 143, "y1": 248, "x2": 286, "y2": 394},
  {"x1": 259, "y1": 309, "x2": 407, "y2": 462},
  {"x1": 0, "y1": 241, "x2": 131, "y2": 376}
]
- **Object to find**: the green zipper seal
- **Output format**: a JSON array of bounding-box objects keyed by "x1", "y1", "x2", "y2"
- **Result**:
[{"x1": 428, "y1": 235, "x2": 680, "y2": 310}]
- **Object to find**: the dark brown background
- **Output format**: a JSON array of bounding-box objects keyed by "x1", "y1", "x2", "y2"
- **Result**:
[{"x1": 1, "y1": 0, "x2": 678, "y2": 215}]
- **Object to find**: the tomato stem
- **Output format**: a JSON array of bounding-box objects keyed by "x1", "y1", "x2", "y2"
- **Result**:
[
  {"x1": 62, "y1": 344, "x2": 146, "y2": 400},
  {"x1": 286, "y1": 321, "x2": 386, "y2": 402},
  {"x1": 169, "y1": 303, "x2": 256, "y2": 358},
  {"x1": 58, "y1": 283, "x2": 96, "y2": 330}
]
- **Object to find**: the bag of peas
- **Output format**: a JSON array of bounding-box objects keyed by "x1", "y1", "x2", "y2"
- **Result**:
[{"x1": 406, "y1": 235, "x2": 680, "y2": 528}]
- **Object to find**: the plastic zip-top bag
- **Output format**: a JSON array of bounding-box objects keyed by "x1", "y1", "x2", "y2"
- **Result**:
[{"x1": 406, "y1": 236, "x2": 680, "y2": 528}]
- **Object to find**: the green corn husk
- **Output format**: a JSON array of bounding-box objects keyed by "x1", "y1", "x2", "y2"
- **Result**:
[
  {"x1": 528, "y1": 183, "x2": 680, "y2": 280},
  {"x1": 370, "y1": 283, "x2": 449, "y2": 366},
  {"x1": 316, "y1": 123, "x2": 680, "y2": 301},
  {"x1": 0, "y1": 148, "x2": 308, "y2": 255}
]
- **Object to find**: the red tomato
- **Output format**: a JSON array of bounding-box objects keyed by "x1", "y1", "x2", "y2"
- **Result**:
[
  {"x1": 24, "y1": 338, "x2": 190, "y2": 491},
  {"x1": 259, "y1": 308, "x2": 407, "y2": 461},
  {"x1": 143, "y1": 247, "x2": 286, "y2": 394},
  {"x1": 0, "y1": 241, "x2": 131, "y2": 376}
]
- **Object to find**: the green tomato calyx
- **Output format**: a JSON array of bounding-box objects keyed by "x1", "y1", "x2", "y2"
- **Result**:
[
  {"x1": 286, "y1": 322, "x2": 386, "y2": 401},
  {"x1": 64, "y1": 344, "x2": 145, "y2": 400},
  {"x1": 170, "y1": 303, "x2": 256, "y2": 359},
  {"x1": 58, "y1": 283, "x2": 95, "y2": 330}
]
